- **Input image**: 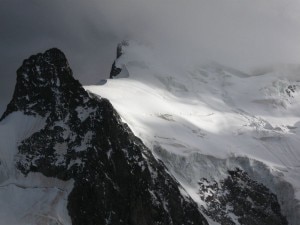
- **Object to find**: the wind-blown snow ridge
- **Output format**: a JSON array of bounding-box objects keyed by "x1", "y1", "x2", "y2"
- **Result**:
[{"x1": 86, "y1": 41, "x2": 300, "y2": 224}]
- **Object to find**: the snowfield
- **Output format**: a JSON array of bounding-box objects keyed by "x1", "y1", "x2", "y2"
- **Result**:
[
  {"x1": 0, "y1": 112, "x2": 73, "y2": 225},
  {"x1": 86, "y1": 41, "x2": 300, "y2": 224}
]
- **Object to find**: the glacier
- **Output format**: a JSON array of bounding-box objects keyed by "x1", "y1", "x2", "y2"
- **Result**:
[{"x1": 86, "y1": 41, "x2": 300, "y2": 224}]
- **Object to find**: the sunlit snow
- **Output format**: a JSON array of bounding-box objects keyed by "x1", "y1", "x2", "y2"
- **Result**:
[{"x1": 86, "y1": 41, "x2": 300, "y2": 224}]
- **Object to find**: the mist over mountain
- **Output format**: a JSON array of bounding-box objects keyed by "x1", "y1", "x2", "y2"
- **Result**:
[{"x1": 1, "y1": 0, "x2": 300, "y2": 114}]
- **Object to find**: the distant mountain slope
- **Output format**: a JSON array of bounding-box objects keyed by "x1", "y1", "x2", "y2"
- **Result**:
[{"x1": 86, "y1": 41, "x2": 300, "y2": 225}]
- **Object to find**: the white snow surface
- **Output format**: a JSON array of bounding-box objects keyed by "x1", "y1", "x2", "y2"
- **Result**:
[
  {"x1": 85, "y1": 41, "x2": 300, "y2": 224},
  {"x1": 0, "y1": 112, "x2": 73, "y2": 225}
]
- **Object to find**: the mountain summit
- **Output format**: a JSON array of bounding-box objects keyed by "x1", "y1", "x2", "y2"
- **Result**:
[{"x1": 1, "y1": 48, "x2": 86, "y2": 120}]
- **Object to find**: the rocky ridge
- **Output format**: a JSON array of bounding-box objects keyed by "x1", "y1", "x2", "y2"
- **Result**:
[{"x1": 1, "y1": 48, "x2": 208, "y2": 225}]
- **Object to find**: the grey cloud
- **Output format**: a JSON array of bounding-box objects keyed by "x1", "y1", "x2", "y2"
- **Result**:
[{"x1": 1, "y1": 0, "x2": 300, "y2": 114}]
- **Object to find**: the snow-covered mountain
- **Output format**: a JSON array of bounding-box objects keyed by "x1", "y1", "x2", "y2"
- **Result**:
[
  {"x1": 86, "y1": 41, "x2": 300, "y2": 225},
  {"x1": 0, "y1": 42, "x2": 298, "y2": 225},
  {"x1": 0, "y1": 48, "x2": 208, "y2": 225}
]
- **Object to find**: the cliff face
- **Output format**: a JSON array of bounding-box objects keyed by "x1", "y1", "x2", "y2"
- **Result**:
[{"x1": 1, "y1": 48, "x2": 208, "y2": 225}]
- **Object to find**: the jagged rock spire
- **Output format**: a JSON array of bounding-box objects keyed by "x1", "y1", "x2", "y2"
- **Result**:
[{"x1": 1, "y1": 48, "x2": 87, "y2": 120}]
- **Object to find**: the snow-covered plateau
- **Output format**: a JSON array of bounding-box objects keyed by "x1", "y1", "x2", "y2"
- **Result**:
[{"x1": 86, "y1": 41, "x2": 300, "y2": 224}]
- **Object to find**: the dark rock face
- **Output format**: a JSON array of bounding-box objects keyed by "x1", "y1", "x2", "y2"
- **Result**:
[
  {"x1": 109, "y1": 41, "x2": 129, "y2": 79},
  {"x1": 198, "y1": 168, "x2": 288, "y2": 225},
  {"x1": 1, "y1": 48, "x2": 86, "y2": 120},
  {"x1": 110, "y1": 61, "x2": 122, "y2": 78},
  {"x1": 286, "y1": 84, "x2": 297, "y2": 97},
  {"x1": 2, "y1": 48, "x2": 208, "y2": 225}
]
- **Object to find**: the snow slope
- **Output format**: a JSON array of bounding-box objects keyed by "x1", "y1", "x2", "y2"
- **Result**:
[
  {"x1": 86, "y1": 41, "x2": 300, "y2": 224},
  {"x1": 0, "y1": 112, "x2": 73, "y2": 225}
]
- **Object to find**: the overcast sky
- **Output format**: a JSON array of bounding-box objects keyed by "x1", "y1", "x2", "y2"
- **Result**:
[{"x1": 1, "y1": 0, "x2": 300, "y2": 115}]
